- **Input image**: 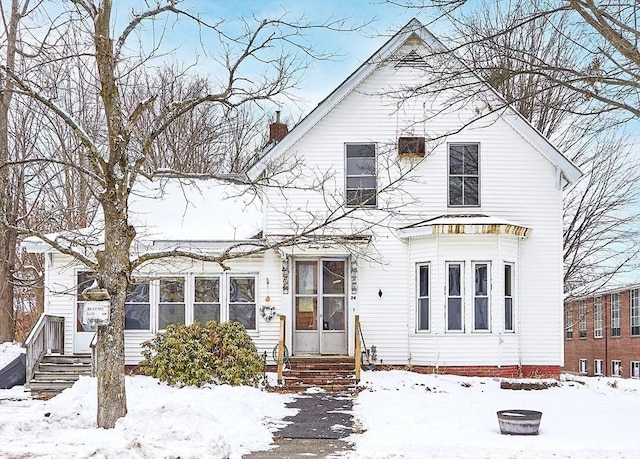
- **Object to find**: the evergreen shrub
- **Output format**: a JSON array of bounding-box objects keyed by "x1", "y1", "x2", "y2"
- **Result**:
[{"x1": 140, "y1": 321, "x2": 264, "y2": 387}]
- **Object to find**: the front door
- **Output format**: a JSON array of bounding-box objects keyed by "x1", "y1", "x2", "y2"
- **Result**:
[
  {"x1": 293, "y1": 259, "x2": 347, "y2": 355},
  {"x1": 74, "y1": 271, "x2": 96, "y2": 354}
]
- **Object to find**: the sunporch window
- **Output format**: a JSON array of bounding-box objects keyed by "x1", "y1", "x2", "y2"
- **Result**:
[
  {"x1": 158, "y1": 277, "x2": 185, "y2": 330},
  {"x1": 193, "y1": 277, "x2": 220, "y2": 324},
  {"x1": 417, "y1": 264, "x2": 430, "y2": 331},
  {"x1": 229, "y1": 276, "x2": 256, "y2": 330},
  {"x1": 125, "y1": 280, "x2": 150, "y2": 330},
  {"x1": 446, "y1": 262, "x2": 463, "y2": 332}
]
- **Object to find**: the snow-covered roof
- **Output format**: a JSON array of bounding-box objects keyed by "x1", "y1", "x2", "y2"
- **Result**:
[
  {"x1": 22, "y1": 178, "x2": 262, "y2": 253},
  {"x1": 398, "y1": 214, "x2": 531, "y2": 238},
  {"x1": 127, "y1": 178, "x2": 261, "y2": 242},
  {"x1": 246, "y1": 18, "x2": 581, "y2": 185}
]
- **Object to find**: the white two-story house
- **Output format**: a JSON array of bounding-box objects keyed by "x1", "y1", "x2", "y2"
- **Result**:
[{"x1": 24, "y1": 18, "x2": 581, "y2": 378}]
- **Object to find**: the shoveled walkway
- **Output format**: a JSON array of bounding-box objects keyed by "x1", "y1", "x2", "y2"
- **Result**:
[{"x1": 243, "y1": 391, "x2": 355, "y2": 458}]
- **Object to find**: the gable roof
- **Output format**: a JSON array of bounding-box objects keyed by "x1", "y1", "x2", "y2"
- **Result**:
[{"x1": 247, "y1": 18, "x2": 582, "y2": 185}]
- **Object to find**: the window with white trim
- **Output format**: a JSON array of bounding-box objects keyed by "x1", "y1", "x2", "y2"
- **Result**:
[
  {"x1": 346, "y1": 143, "x2": 376, "y2": 207},
  {"x1": 228, "y1": 276, "x2": 257, "y2": 330},
  {"x1": 579, "y1": 300, "x2": 587, "y2": 338},
  {"x1": 125, "y1": 279, "x2": 150, "y2": 330},
  {"x1": 611, "y1": 360, "x2": 621, "y2": 377},
  {"x1": 448, "y1": 143, "x2": 479, "y2": 206},
  {"x1": 193, "y1": 277, "x2": 220, "y2": 324},
  {"x1": 594, "y1": 359, "x2": 603, "y2": 376},
  {"x1": 631, "y1": 361, "x2": 640, "y2": 379},
  {"x1": 631, "y1": 289, "x2": 640, "y2": 336},
  {"x1": 446, "y1": 262, "x2": 464, "y2": 332},
  {"x1": 565, "y1": 306, "x2": 573, "y2": 339},
  {"x1": 504, "y1": 264, "x2": 514, "y2": 332},
  {"x1": 158, "y1": 277, "x2": 185, "y2": 330},
  {"x1": 417, "y1": 264, "x2": 430, "y2": 331},
  {"x1": 594, "y1": 297, "x2": 603, "y2": 338},
  {"x1": 473, "y1": 263, "x2": 490, "y2": 331},
  {"x1": 611, "y1": 293, "x2": 621, "y2": 337},
  {"x1": 579, "y1": 358, "x2": 587, "y2": 374}
]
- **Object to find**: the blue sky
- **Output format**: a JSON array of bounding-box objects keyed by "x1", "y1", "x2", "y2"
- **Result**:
[{"x1": 110, "y1": 0, "x2": 443, "y2": 119}]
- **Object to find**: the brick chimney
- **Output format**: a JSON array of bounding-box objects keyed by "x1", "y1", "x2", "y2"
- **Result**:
[{"x1": 269, "y1": 111, "x2": 288, "y2": 144}]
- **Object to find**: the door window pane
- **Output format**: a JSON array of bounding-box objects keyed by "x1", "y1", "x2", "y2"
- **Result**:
[
  {"x1": 323, "y1": 261, "x2": 345, "y2": 294},
  {"x1": 323, "y1": 298, "x2": 345, "y2": 330}
]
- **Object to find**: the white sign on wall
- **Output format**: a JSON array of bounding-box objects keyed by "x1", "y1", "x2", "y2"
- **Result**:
[{"x1": 83, "y1": 301, "x2": 110, "y2": 325}]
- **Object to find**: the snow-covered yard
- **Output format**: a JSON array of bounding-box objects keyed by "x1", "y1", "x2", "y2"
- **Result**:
[{"x1": 1, "y1": 343, "x2": 639, "y2": 458}]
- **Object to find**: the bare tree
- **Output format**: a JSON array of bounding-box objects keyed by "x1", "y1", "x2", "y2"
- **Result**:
[
  {"x1": 385, "y1": 0, "x2": 640, "y2": 293},
  {"x1": 0, "y1": 0, "x2": 367, "y2": 428}
]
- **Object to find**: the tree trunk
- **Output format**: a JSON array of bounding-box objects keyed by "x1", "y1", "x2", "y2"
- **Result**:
[
  {"x1": 0, "y1": 0, "x2": 20, "y2": 343},
  {"x1": 95, "y1": 197, "x2": 134, "y2": 427}
]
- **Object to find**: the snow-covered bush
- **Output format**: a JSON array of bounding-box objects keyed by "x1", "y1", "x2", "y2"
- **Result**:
[{"x1": 140, "y1": 321, "x2": 264, "y2": 387}]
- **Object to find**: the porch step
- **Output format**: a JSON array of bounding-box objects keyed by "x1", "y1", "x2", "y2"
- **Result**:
[
  {"x1": 278, "y1": 356, "x2": 357, "y2": 392},
  {"x1": 29, "y1": 354, "x2": 92, "y2": 399}
]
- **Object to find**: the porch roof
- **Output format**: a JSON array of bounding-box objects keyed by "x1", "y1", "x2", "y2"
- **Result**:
[{"x1": 398, "y1": 214, "x2": 531, "y2": 238}]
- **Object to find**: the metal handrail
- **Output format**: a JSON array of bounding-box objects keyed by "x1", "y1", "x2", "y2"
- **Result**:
[
  {"x1": 89, "y1": 331, "x2": 98, "y2": 377},
  {"x1": 355, "y1": 315, "x2": 362, "y2": 383},
  {"x1": 24, "y1": 314, "x2": 65, "y2": 387},
  {"x1": 276, "y1": 315, "x2": 286, "y2": 384}
]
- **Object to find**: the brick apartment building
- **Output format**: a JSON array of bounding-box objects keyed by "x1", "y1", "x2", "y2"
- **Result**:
[{"x1": 564, "y1": 284, "x2": 640, "y2": 378}]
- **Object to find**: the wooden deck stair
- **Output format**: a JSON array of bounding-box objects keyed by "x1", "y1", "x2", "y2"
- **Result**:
[
  {"x1": 29, "y1": 354, "x2": 93, "y2": 399},
  {"x1": 280, "y1": 356, "x2": 357, "y2": 392}
]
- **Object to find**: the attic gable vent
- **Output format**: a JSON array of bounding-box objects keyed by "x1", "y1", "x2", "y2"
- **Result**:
[{"x1": 395, "y1": 50, "x2": 427, "y2": 68}]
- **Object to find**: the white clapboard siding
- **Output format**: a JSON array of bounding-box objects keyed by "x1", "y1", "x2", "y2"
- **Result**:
[{"x1": 262, "y1": 41, "x2": 565, "y2": 367}]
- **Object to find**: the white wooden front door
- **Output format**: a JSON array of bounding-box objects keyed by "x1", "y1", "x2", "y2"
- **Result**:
[{"x1": 74, "y1": 271, "x2": 96, "y2": 354}]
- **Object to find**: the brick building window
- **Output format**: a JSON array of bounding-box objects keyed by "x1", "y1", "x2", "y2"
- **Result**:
[
  {"x1": 579, "y1": 300, "x2": 587, "y2": 338},
  {"x1": 579, "y1": 358, "x2": 587, "y2": 374},
  {"x1": 594, "y1": 359, "x2": 603, "y2": 376},
  {"x1": 631, "y1": 361, "x2": 640, "y2": 379},
  {"x1": 631, "y1": 289, "x2": 639, "y2": 336},
  {"x1": 565, "y1": 306, "x2": 573, "y2": 339},
  {"x1": 611, "y1": 360, "x2": 622, "y2": 377},
  {"x1": 611, "y1": 293, "x2": 621, "y2": 337},
  {"x1": 594, "y1": 297, "x2": 603, "y2": 338}
]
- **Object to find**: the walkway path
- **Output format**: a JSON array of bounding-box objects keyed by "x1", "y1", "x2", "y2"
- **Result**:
[{"x1": 243, "y1": 391, "x2": 355, "y2": 458}]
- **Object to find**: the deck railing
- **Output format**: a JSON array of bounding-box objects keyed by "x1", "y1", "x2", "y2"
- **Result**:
[
  {"x1": 24, "y1": 314, "x2": 65, "y2": 387},
  {"x1": 276, "y1": 315, "x2": 286, "y2": 384}
]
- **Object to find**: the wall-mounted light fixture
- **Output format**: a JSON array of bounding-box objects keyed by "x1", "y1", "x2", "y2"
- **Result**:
[{"x1": 378, "y1": 288, "x2": 383, "y2": 298}]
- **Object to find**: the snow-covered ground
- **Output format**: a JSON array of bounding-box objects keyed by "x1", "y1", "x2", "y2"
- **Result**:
[{"x1": 1, "y1": 342, "x2": 639, "y2": 459}]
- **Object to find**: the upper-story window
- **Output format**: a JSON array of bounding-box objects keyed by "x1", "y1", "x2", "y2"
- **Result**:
[
  {"x1": 611, "y1": 293, "x2": 621, "y2": 337},
  {"x1": 448, "y1": 143, "x2": 479, "y2": 206},
  {"x1": 631, "y1": 289, "x2": 639, "y2": 336},
  {"x1": 565, "y1": 306, "x2": 573, "y2": 339},
  {"x1": 594, "y1": 297, "x2": 603, "y2": 338},
  {"x1": 346, "y1": 143, "x2": 376, "y2": 207},
  {"x1": 579, "y1": 300, "x2": 587, "y2": 338}
]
